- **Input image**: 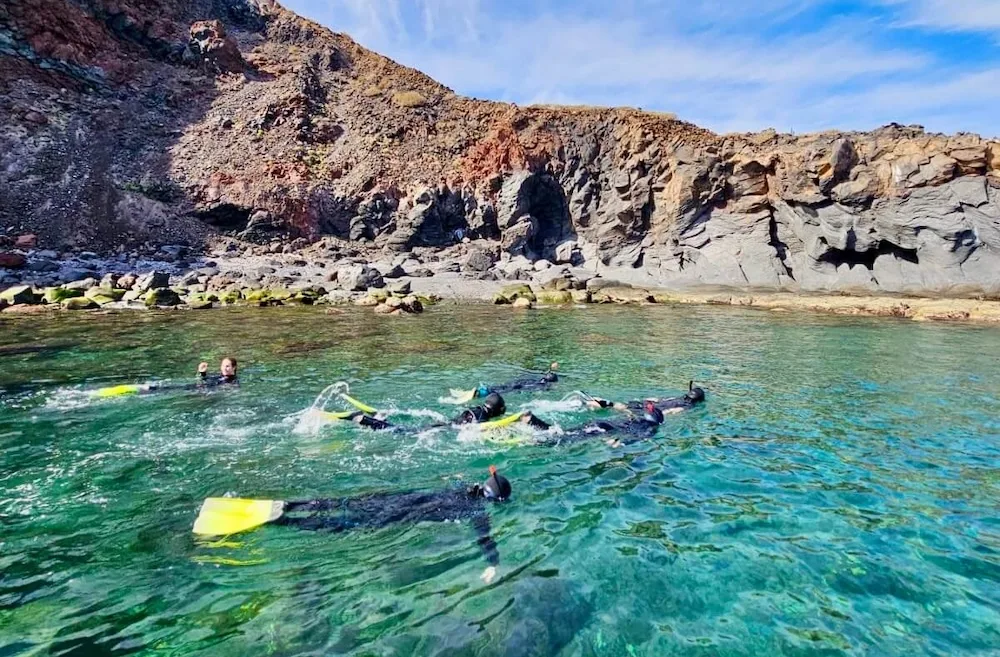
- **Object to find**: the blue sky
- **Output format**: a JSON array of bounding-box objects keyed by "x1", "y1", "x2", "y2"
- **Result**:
[{"x1": 282, "y1": 0, "x2": 1000, "y2": 136}]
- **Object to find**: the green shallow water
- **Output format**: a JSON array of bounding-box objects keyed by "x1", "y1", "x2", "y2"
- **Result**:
[{"x1": 1, "y1": 305, "x2": 999, "y2": 657}]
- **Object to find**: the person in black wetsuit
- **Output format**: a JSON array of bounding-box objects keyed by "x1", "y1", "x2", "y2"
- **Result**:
[
  {"x1": 514, "y1": 401, "x2": 665, "y2": 448},
  {"x1": 584, "y1": 381, "x2": 705, "y2": 415},
  {"x1": 453, "y1": 392, "x2": 507, "y2": 424},
  {"x1": 278, "y1": 466, "x2": 512, "y2": 583},
  {"x1": 463, "y1": 363, "x2": 559, "y2": 402},
  {"x1": 334, "y1": 392, "x2": 510, "y2": 432},
  {"x1": 196, "y1": 357, "x2": 239, "y2": 387}
]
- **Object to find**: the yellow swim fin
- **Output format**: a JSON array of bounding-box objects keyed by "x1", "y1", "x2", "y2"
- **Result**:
[
  {"x1": 340, "y1": 393, "x2": 377, "y2": 415},
  {"x1": 193, "y1": 498, "x2": 286, "y2": 536},
  {"x1": 315, "y1": 409, "x2": 356, "y2": 421},
  {"x1": 93, "y1": 384, "x2": 142, "y2": 398},
  {"x1": 481, "y1": 412, "x2": 525, "y2": 430},
  {"x1": 452, "y1": 388, "x2": 477, "y2": 404}
]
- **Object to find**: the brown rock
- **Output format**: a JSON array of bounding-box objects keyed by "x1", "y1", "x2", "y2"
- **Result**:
[
  {"x1": 187, "y1": 20, "x2": 246, "y2": 74},
  {"x1": 15, "y1": 234, "x2": 37, "y2": 249},
  {"x1": 0, "y1": 253, "x2": 27, "y2": 269}
]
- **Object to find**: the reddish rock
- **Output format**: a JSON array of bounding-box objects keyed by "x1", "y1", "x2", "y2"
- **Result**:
[
  {"x1": 15, "y1": 234, "x2": 37, "y2": 248},
  {"x1": 187, "y1": 20, "x2": 247, "y2": 74},
  {"x1": 0, "y1": 253, "x2": 27, "y2": 269}
]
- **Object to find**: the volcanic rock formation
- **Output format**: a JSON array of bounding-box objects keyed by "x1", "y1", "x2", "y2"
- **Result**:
[{"x1": 2, "y1": 0, "x2": 999, "y2": 295}]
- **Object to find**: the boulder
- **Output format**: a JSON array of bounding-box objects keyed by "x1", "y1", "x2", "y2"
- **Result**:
[
  {"x1": 0, "y1": 285, "x2": 39, "y2": 305},
  {"x1": 43, "y1": 287, "x2": 82, "y2": 304},
  {"x1": 536, "y1": 290, "x2": 573, "y2": 304},
  {"x1": 144, "y1": 288, "x2": 182, "y2": 307},
  {"x1": 492, "y1": 284, "x2": 536, "y2": 304},
  {"x1": 571, "y1": 290, "x2": 591, "y2": 303},
  {"x1": 407, "y1": 267, "x2": 434, "y2": 278},
  {"x1": 373, "y1": 302, "x2": 397, "y2": 314},
  {"x1": 134, "y1": 272, "x2": 170, "y2": 293},
  {"x1": 99, "y1": 273, "x2": 121, "y2": 289},
  {"x1": 122, "y1": 289, "x2": 143, "y2": 302},
  {"x1": 117, "y1": 273, "x2": 138, "y2": 290},
  {"x1": 63, "y1": 297, "x2": 99, "y2": 310},
  {"x1": 553, "y1": 240, "x2": 578, "y2": 264},
  {"x1": 338, "y1": 265, "x2": 384, "y2": 291},
  {"x1": 400, "y1": 296, "x2": 423, "y2": 314},
  {"x1": 85, "y1": 287, "x2": 125, "y2": 303},
  {"x1": 385, "y1": 296, "x2": 403, "y2": 309},
  {"x1": 186, "y1": 20, "x2": 247, "y2": 74},
  {"x1": 355, "y1": 295, "x2": 381, "y2": 307},
  {"x1": 0, "y1": 253, "x2": 26, "y2": 269},
  {"x1": 64, "y1": 277, "x2": 97, "y2": 291},
  {"x1": 463, "y1": 249, "x2": 496, "y2": 273},
  {"x1": 536, "y1": 269, "x2": 574, "y2": 291},
  {"x1": 592, "y1": 286, "x2": 654, "y2": 304},
  {"x1": 511, "y1": 297, "x2": 534, "y2": 309},
  {"x1": 14, "y1": 234, "x2": 37, "y2": 249},
  {"x1": 389, "y1": 280, "x2": 411, "y2": 296},
  {"x1": 382, "y1": 264, "x2": 407, "y2": 279}
]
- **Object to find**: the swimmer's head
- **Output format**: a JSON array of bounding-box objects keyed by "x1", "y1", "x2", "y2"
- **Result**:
[
  {"x1": 475, "y1": 385, "x2": 490, "y2": 399},
  {"x1": 221, "y1": 357, "x2": 238, "y2": 377},
  {"x1": 643, "y1": 400, "x2": 664, "y2": 424},
  {"x1": 483, "y1": 392, "x2": 505, "y2": 416},
  {"x1": 543, "y1": 362, "x2": 559, "y2": 382},
  {"x1": 685, "y1": 381, "x2": 705, "y2": 404},
  {"x1": 482, "y1": 465, "x2": 512, "y2": 501}
]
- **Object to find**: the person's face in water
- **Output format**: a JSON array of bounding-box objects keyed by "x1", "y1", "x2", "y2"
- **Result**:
[{"x1": 220, "y1": 358, "x2": 237, "y2": 377}]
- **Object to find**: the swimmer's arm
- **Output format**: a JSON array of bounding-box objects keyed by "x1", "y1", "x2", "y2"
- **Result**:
[{"x1": 471, "y1": 512, "x2": 500, "y2": 578}]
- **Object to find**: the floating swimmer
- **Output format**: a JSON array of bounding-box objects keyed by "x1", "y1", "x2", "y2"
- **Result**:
[
  {"x1": 91, "y1": 357, "x2": 240, "y2": 398},
  {"x1": 579, "y1": 381, "x2": 706, "y2": 415},
  {"x1": 497, "y1": 401, "x2": 665, "y2": 448},
  {"x1": 196, "y1": 357, "x2": 239, "y2": 388},
  {"x1": 448, "y1": 363, "x2": 559, "y2": 404},
  {"x1": 193, "y1": 466, "x2": 513, "y2": 583}
]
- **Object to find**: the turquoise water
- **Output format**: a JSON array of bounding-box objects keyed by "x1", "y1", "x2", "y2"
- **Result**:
[{"x1": 1, "y1": 305, "x2": 999, "y2": 656}]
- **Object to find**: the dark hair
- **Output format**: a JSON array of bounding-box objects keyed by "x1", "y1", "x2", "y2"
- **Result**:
[{"x1": 222, "y1": 357, "x2": 238, "y2": 370}]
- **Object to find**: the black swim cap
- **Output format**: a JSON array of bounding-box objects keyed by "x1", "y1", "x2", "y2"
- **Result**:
[
  {"x1": 483, "y1": 392, "x2": 505, "y2": 415},
  {"x1": 483, "y1": 465, "x2": 512, "y2": 500},
  {"x1": 685, "y1": 387, "x2": 706, "y2": 403}
]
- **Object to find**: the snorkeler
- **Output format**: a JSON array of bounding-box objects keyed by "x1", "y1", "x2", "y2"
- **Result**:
[
  {"x1": 193, "y1": 466, "x2": 513, "y2": 583},
  {"x1": 326, "y1": 392, "x2": 511, "y2": 432},
  {"x1": 450, "y1": 363, "x2": 560, "y2": 403},
  {"x1": 453, "y1": 392, "x2": 507, "y2": 424},
  {"x1": 581, "y1": 381, "x2": 705, "y2": 415},
  {"x1": 196, "y1": 357, "x2": 239, "y2": 387},
  {"x1": 505, "y1": 401, "x2": 665, "y2": 448},
  {"x1": 91, "y1": 357, "x2": 241, "y2": 398}
]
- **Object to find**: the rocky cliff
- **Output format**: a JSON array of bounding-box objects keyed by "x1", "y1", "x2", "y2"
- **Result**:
[{"x1": 3, "y1": 0, "x2": 999, "y2": 296}]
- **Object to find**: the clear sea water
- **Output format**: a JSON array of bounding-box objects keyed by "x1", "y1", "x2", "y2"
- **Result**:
[{"x1": 1, "y1": 305, "x2": 998, "y2": 657}]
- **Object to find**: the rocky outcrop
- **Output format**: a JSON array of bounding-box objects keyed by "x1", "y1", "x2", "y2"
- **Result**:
[{"x1": 2, "y1": 0, "x2": 999, "y2": 297}]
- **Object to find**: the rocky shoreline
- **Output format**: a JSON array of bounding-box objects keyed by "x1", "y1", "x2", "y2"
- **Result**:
[{"x1": 3, "y1": 232, "x2": 1000, "y2": 323}]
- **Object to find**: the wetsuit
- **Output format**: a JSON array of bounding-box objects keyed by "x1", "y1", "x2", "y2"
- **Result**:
[
  {"x1": 453, "y1": 403, "x2": 504, "y2": 425},
  {"x1": 196, "y1": 372, "x2": 239, "y2": 388},
  {"x1": 623, "y1": 394, "x2": 702, "y2": 414},
  {"x1": 486, "y1": 370, "x2": 558, "y2": 396},
  {"x1": 543, "y1": 415, "x2": 662, "y2": 447},
  {"x1": 276, "y1": 487, "x2": 500, "y2": 565}
]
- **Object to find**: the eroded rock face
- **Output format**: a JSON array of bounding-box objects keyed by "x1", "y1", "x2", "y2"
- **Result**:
[{"x1": 2, "y1": 0, "x2": 1000, "y2": 296}]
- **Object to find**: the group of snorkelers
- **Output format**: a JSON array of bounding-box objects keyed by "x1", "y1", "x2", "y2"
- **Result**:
[{"x1": 187, "y1": 359, "x2": 706, "y2": 583}]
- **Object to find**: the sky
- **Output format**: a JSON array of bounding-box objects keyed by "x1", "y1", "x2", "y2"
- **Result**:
[{"x1": 282, "y1": 0, "x2": 1000, "y2": 136}]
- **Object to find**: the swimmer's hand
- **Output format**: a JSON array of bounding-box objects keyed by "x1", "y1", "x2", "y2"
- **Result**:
[
  {"x1": 480, "y1": 566, "x2": 497, "y2": 584},
  {"x1": 198, "y1": 362, "x2": 209, "y2": 375}
]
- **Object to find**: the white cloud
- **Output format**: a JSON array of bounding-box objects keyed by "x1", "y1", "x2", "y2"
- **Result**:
[
  {"x1": 883, "y1": 0, "x2": 1000, "y2": 32},
  {"x1": 283, "y1": 0, "x2": 1000, "y2": 136}
]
